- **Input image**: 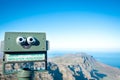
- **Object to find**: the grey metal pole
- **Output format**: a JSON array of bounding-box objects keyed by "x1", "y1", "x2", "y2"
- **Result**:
[{"x1": 17, "y1": 69, "x2": 32, "y2": 80}]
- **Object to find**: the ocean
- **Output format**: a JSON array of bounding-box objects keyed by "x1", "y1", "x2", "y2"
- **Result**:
[
  {"x1": 89, "y1": 52, "x2": 120, "y2": 68},
  {"x1": 48, "y1": 51, "x2": 120, "y2": 69}
]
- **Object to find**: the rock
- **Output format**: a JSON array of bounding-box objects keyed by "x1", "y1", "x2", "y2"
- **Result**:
[{"x1": 47, "y1": 53, "x2": 120, "y2": 80}]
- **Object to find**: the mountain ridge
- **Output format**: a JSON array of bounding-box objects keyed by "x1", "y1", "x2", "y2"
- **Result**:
[{"x1": 47, "y1": 53, "x2": 120, "y2": 80}]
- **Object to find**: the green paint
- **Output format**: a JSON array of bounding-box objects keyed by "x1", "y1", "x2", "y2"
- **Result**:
[{"x1": 4, "y1": 32, "x2": 46, "y2": 52}]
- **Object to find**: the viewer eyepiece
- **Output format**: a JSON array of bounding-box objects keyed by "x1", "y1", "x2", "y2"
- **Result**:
[
  {"x1": 27, "y1": 36, "x2": 36, "y2": 45},
  {"x1": 16, "y1": 36, "x2": 26, "y2": 45}
]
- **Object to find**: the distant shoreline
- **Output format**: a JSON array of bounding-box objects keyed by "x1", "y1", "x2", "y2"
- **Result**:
[{"x1": 48, "y1": 51, "x2": 120, "y2": 69}]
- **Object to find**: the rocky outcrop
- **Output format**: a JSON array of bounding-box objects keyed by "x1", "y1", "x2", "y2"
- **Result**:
[{"x1": 47, "y1": 53, "x2": 120, "y2": 80}]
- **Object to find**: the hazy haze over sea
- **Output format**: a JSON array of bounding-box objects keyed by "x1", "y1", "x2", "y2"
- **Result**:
[{"x1": 48, "y1": 51, "x2": 120, "y2": 69}]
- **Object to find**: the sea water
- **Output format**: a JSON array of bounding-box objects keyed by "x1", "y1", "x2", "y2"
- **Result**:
[
  {"x1": 88, "y1": 52, "x2": 120, "y2": 68},
  {"x1": 48, "y1": 51, "x2": 120, "y2": 69}
]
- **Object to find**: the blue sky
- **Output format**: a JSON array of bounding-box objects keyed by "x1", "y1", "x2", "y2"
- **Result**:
[{"x1": 0, "y1": 0, "x2": 120, "y2": 52}]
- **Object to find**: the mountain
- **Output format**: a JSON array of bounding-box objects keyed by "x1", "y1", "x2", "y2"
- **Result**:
[
  {"x1": 0, "y1": 52, "x2": 120, "y2": 80},
  {"x1": 46, "y1": 53, "x2": 120, "y2": 80}
]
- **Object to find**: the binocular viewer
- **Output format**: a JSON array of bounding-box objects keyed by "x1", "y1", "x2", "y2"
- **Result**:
[
  {"x1": 16, "y1": 36, "x2": 37, "y2": 45},
  {"x1": 2, "y1": 32, "x2": 49, "y2": 74},
  {"x1": 16, "y1": 36, "x2": 40, "y2": 49},
  {"x1": 4, "y1": 32, "x2": 48, "y2": 52}
]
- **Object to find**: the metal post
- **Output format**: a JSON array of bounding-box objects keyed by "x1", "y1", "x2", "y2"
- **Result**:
[{"x1": 17, "y1": 69, "x2": 32, "y2": 80}]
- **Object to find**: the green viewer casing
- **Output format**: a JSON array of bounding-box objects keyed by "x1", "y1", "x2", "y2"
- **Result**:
[{"x1": 4, "y1": 32, "x2": 46, "y2": 52}]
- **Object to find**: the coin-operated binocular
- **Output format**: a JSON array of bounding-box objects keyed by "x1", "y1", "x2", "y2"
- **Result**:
[{"x1": 1, "y1": 32, "x2": 49, "y2": 75}]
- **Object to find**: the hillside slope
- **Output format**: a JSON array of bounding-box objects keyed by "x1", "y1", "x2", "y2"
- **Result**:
[{"x1": 47, "y1": 53, "x2": 120, "y2": 80}]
